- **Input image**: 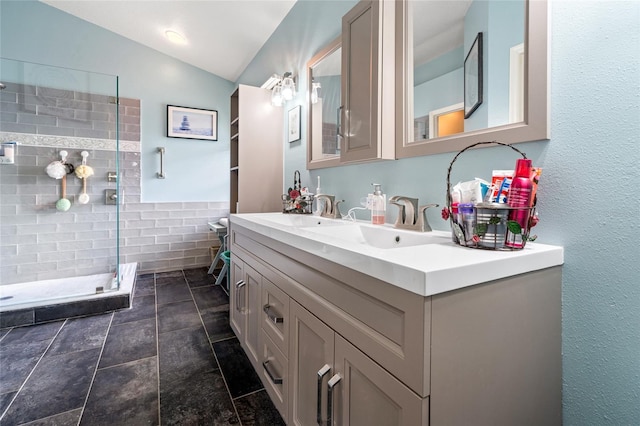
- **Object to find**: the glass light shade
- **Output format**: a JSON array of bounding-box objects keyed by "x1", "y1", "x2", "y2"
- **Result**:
[
  {"x1": 311, "y1": 83, "x2": 321, "y2": 104},
  {"x1": 281, "y1": 76, "x2": 295, "y2": 101},
  {"x1": 271, "y1": 85, "x2": 283, "y2": 107}
]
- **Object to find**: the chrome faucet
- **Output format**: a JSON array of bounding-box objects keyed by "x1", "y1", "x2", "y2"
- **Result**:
[
  {"x1": 315, "y1": 194, "x2": 344, "y2": 219},
  {"x1": 389, "y1": 196, "x2": 438, "y2": 232}
]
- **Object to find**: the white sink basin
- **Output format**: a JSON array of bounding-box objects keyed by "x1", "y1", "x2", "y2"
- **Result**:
[
  {"x1": 302, "y1": 223, "x2": 449, "y2": 249},
  {"x1": 230, "y1": 213, "x2": 564, "y2": 296},
  {"x1": 260, "y1": 214, "x2": 351, "y2": 228}
]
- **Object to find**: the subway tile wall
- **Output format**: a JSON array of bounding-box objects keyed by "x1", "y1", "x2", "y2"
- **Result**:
[
  {"x1": 1, "y1": 82, "x2": 228, "y2": 286},
  {"x1": 0, "y1": 82, "x2": 140, "y2": 141},
  {"x1": 322, "y1": 122, "x2": 338, "y2": 154}
]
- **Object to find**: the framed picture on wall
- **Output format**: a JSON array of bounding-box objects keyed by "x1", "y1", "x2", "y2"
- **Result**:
[
  {"x1": 464, "y1": 32, "x2": 483, "y2": 119},
  {"x1": 167, "y1": 105, "x2": 218, "y2": 141},
  {"x1": 288, "y1": 105, "x2": 301, "y2": 143}
]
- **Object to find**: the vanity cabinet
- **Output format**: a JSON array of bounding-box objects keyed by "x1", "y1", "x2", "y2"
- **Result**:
[
  {"x1": 340, "y1": 0, "x2": 395, "y2": 164},
  {"x1": 229, "y1": 256, "x2": 262, "y2": 370},
  {"x1": 229, "y1": 85, "x2": 283, "y2": 214},
  {"x1": 229, "y1": 220, "x2": 561, "y2": 425}
]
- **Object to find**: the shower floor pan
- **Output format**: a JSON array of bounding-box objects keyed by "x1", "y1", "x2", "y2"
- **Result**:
[{"x1": 0, "y1": 263, "x2": 136, "y2": 328}]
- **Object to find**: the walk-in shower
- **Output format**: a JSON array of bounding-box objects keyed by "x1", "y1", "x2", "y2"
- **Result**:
[{"x1": 0, "y1": 58, "x2": 135, "y2": 327}]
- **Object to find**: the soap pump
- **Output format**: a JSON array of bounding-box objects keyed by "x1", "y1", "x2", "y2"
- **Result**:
[{"x1": 371, "y1": 183, "x2": 386, "y2": 225}]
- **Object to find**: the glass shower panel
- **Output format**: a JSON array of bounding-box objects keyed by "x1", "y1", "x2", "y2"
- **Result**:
[{"x1": 0, "y1": 58, "x2": 120, "y2": 310}]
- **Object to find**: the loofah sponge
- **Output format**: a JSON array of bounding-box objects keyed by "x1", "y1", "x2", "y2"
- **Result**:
[
  {"x1": 75, "y1": 164, "x2": 94, "y2": 179},
  {"x1": 45, "y1": 161, "x2": 66, "y2": 179}
]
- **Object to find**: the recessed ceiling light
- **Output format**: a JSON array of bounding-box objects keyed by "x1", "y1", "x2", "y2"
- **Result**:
[{"x1": 164, "y1": 30, "x2": 187, "y2": 45}]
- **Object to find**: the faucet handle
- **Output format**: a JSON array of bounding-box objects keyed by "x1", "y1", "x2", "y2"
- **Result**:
[
  {"x1": 389, "y1": 200, "x2": 407, "y2": 227},
  {"x1": 417, "y1": 204, "x2": 439, "y2": 232},
  {"x1": 389, "y1": 196, "x2": 418, "y2": 226},
  {"x1": 334, "y1": 200, "x2": 344, "y2": 219}
]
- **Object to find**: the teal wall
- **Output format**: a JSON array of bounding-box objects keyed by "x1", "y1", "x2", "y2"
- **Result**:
[
  {"x1": 0, "y1": 0, "x2": 235, "y2": 203},
  {"x1": 239, "y1": 1, "x2": 640, "y2": 423},
  {"x1": 464, "y1": 0, "x2": 489, "y2": 130},
  {"x1": 487, "y1": 0, "x2": 525, "y2": 126},
  {"x1": 414, "y1": 68, "x2": 463, "y2": 120},
  {"x1": 236, "y1": 0, "x2": 358, "y2": 190}
]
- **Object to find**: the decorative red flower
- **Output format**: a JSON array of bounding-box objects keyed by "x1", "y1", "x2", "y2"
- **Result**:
[
  {"x1": 441, "y1": 207, "x2": 450, "y2": 220},
  {"x1": 289, "y1": 189, "x2": 300, "y2": 199},
  {"x1": 472, "y1": 235, "x2": 481, "y2": 243},
  {"x1": 528, "y1": 215, "x2": 539, "y2": 228}
]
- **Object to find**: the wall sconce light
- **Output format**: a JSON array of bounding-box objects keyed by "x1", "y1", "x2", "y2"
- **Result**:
[
  {"x1": 311, "y1": 82, "x2": 321, "y2": 104},
  {"x1": 271, "y1": 85, "x2": 284, "y2": 107},
  {"x1": 262, "y1": 72, "x2": 296, "y2": 106},
  {"x1": 281, "y1": 72, "x2": 296, "y2": 101}
]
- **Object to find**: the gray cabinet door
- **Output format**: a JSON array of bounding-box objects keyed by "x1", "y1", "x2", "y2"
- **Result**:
[
  {"x1": 243, "y1": 262, "x2": 262, "y2": 369},
  {"x1": 229, "y1": 256, "x2": 261, "y2": 370},
  {"x1": 229, "y1": 258, "x2": 245, "y2": 341},
  {"x1": 341, "y1": 0, "x2": 380, "y2": 163},
  {"x1": 333, "y1": 334, "x2": 425, "y2": 426},
  {"x1": 288, "y1": 300, "x2": 335, "y2": 426}
]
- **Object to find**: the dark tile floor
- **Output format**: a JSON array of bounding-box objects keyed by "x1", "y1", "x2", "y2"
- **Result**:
[{"x1": 0, "y1": 267, "x2": 285, "y2": 426}]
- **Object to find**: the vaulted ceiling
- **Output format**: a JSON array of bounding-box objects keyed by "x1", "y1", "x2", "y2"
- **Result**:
[{"x1": 40, "y1": 0, "x2": 298, "y2": 82}]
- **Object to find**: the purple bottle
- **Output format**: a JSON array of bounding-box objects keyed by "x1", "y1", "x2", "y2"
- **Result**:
[{"x1": 506, "y1": 158, "x2": 532, "y2": 248}]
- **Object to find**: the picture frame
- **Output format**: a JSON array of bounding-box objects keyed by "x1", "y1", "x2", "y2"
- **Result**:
[
  {"x1": 167, "y1": 105, "x2": 218, "y2": 141},
  {"x1": 288, "y1": 105, "x2": 301, "y2": 143},
  {"x1": 464, "y1": 32, "x2": 483, "y2": 119}
]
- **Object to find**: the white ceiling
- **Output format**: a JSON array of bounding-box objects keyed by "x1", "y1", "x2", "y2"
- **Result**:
[{"x1": 40, "y1": 0, "x2": 298, "y2": 82}]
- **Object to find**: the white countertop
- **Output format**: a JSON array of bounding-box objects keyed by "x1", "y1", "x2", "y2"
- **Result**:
[{"x1": 230, "y1": 212, "x2": 564, "y2": 297}]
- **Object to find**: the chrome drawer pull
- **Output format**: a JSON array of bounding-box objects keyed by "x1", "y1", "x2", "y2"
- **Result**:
[
  {"x1": 235, "y1": 280, "x2": 245, "y2": 312},
  {"x1": 262, "y1": 359, "x2": 283, "y2": 385},
  {"x1": 327, "y1": 373, "x2": 342, "y2": 426},
  {"x1": 316, "y1": 364, "x2": 331, "y2": 425},
  {"x1": 263, "y1": 304, "x2": 284, "y2": 324}
]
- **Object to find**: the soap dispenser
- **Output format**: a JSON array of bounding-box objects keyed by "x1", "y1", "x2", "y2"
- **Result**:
[{"x1": 371, "y1": 183, "x2": 386, "y2": 225}]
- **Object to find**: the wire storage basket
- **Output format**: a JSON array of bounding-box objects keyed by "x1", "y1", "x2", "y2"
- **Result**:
[
  {"x1": 282, "y1": 169, "x2": 314, "y2": 214},
  {"x1": 445, "y1": 141, "x2": 537, "y2": 250},
  {"x1": 282, "y1": 193, "x2": 313, "y2": 214}
]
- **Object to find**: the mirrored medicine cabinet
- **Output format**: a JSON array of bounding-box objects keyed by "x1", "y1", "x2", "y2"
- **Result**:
[
  {"x1": 395, "y1": 0, "x2": 549, "y2": 158},
  {"x1": 307, "y1": 37, "x2": 342, "y2": 169},
  {"x1": 306, "y1": 0, "x2": 549, "y2": 169}
]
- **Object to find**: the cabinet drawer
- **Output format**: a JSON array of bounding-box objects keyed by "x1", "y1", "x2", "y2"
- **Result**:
[
  {"x1": 258, "y1": 329, "x2": 288, "y2": 423},
  {"x1": 261, "y1": 277, "x2": 289, "y2": 356}
]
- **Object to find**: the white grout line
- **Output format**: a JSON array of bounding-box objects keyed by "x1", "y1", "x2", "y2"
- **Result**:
[{"x1": 75, "y1": 313, "x2": 115, "y2": 426}]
